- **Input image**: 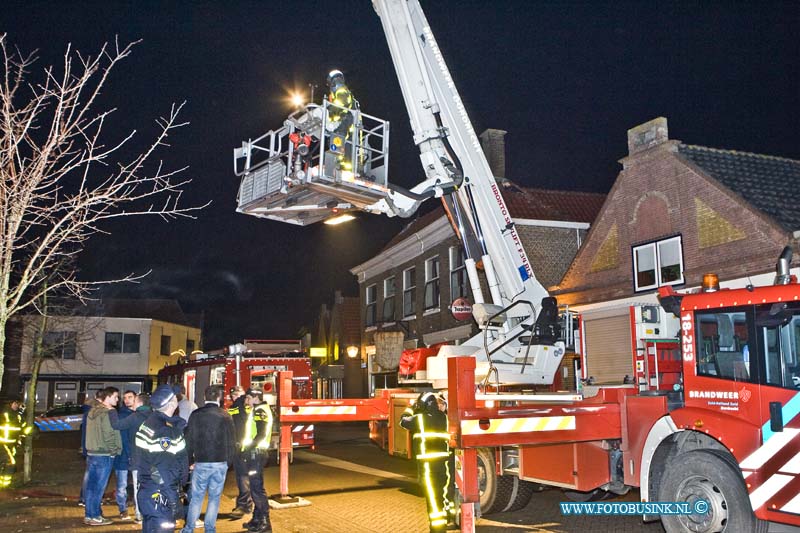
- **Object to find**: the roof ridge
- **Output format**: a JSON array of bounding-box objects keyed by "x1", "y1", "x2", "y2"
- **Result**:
[
  {"x1": 515, "y1": 186, "x2": 607, "y2": 197},
  {"x1": 682, "y1": 144, "x2": 800, "y2": 165}
]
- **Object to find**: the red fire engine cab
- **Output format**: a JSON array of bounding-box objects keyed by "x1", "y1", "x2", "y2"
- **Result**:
[{"x1": 157, "y1": 344, "x2": 314, "y2": 449}]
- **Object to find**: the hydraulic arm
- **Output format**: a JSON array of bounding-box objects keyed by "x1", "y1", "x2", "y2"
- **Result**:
[{"x1": 233, "y1": 0, "x2": 571, "y2": 385}]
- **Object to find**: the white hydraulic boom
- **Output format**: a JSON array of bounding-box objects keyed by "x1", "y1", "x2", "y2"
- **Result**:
[{"x1": 233, "y1": 0, "x2": 572, "y2": 386}]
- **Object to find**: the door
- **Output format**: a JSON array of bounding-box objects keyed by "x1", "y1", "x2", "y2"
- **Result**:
[{"x1": 583, "y1": 312, "x2": 633, "y2": 384}]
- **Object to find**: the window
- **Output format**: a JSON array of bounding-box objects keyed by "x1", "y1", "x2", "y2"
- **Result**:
[
  {"x1": 633, "y1": 236, "x2": 684, "y2": 292},
  {"x1": 424, "y1": 256, "x2": 440, "y2": 311},
  {"x1": 160, "y1": 335, "x2": 171, "y2": 356},
  {"x1": 210, "y1": 366, "x2": 225, "y2": 385},
  {"x1": 403, "y1": 267, "x2": 416, "y2": 317},
  {"x1": 755, "y1": 302, "x2": 800, "y2": 390},
  {"x1": 449, "y1": 247, "x2": 468, "y2": 300},
  {"x1": 186, "y1": 339, "x2": 195, "y2": 354},
  {"x1": 695, "y1": 309, "x2": 753, "y2": 382},
  {"x1": 104, "y1": 332, "x2": 141, "y2": 354},
  {"x1": 53, "y1": 382, "x2": 78, "y2": 405},
  {"x1": 382, "y1": 277, "x2": 396, "y2": 322},
  {"x1": 41, "y1": 331, "x2": 77, "y2": 360},
  {"x1": 365, "y1": 284, "x2": 377, "y2": 327}
]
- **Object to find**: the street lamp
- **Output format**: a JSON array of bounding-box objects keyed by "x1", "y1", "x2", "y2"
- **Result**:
[
  {"x1": 290, "y1": 92, "x2": 305, "y2": 108},
  {"x1": 346, "y1": 345, "x2": 359, "y2": 359},
  {"x1": 324, "y1": 213, "x2": 356, "y2": 225}
]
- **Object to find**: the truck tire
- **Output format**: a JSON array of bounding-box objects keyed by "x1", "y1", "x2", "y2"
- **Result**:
[
  {"x1": 658, "y1": 449, "x2": 768, "y2": 533},
  {"x1": 477, "y1": 448, "x2": 535, "y2": 514}
]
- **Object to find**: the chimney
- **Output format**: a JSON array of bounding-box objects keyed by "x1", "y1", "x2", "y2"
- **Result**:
[
  {"x1": 627, "y1": 117, "x2": 669, "y2": 156},
  {"x1": 479, "y1": 129, "x2": 507, "y2": 179}
]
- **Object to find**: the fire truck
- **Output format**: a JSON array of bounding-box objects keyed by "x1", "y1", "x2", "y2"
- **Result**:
[
  {"x1": 231, "y1": 1, "x2": 799, "y2": 531},
  {"x1": 157, "y1": 340, "x2": 314, "y2": 449}
]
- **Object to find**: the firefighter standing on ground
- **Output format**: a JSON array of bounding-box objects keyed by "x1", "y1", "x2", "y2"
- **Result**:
[
  {"x1": 135, "y1": 385, "x2": 188, "y2": 533},
  {"x1": 400, "y1": 392, "x2": 455, "y2": 532},
  {"x1": 0, "y1": 397, "x2": 29, "y2": 488},
  {"x1": 231, "y1": 388, "x2": 273, "y2": 533}
]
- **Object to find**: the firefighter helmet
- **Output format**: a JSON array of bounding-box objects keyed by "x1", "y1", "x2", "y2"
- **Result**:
[
  {"x1": 416, "y1": 392, "x2": 438, "y2": 411},
  {"x1": 327, "y1": 69, "x2": 345, "y2": 91}
]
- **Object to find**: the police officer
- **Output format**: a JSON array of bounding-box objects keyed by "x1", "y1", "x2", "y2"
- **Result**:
[
  {"x1": 233, "y1": 388, "x2": 273, "y2": 533},
  {"x1": 325, "y1": 69, "x2": 359, "y2": 172},
  {"x1": 135, "y1": 385, "x2": 188, "y2": 533},
  {"x1": 0, "y1": 397, "x2": 29, "y2": 488},
  {"x1": 400, "y1": 392, "x2": 454, "y2": 532},
  {"x1": 227, "y1": 385, "x2": 253, "y2": 518}
]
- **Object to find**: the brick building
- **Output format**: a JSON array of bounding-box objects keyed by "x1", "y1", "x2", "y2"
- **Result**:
[
  {"x1": 552, "y1": 117, "x2": 800, "y2": 384},
  {"x1": 310, "y1": 290, "x2": 362, "y2": 397},
  {"x1": 350, "y1": 129, "x2": 605, "y2": 393}
]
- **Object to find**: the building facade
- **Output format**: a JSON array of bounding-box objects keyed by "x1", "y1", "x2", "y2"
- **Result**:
[
  {"x1": 552, "y1": 117, "x2": 800, "y2": 384},
  {"x1": 18, "y1": 299, "x2": 202, "y2": 411},
  {"x1": 350, "y1": 129, "x2": 605, "y2": 391}
]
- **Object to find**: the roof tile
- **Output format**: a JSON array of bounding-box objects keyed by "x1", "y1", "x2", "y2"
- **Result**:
[{"x1": 678, "y1": 145, "x2": 800, "y2": 232}]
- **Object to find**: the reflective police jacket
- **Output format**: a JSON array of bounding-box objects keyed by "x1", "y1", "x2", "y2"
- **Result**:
[
  {"x1": 134, "y1": 411, "x2": 188, "y2": 487},
  {"x1": 399, "y1": 405, "x2": 450, "y2": 461},
  {"x1": 241, "y1": 403, "x2": 273, "y2": 452}
]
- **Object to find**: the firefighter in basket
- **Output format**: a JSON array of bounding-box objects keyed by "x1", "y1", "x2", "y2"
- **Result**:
[{"x1": 325, "y1": 69, "x2": 361, "y2": 174}]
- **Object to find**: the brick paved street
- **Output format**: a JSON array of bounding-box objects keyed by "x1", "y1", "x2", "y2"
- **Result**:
[{"x1": 0, "y1": 423, "x2": 671, "y2": 533}]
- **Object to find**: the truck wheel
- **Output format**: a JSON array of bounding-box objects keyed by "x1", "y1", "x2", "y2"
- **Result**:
[
  {"x1": 658, "y1": 449, "x2": 767, "y2": 533},
  {"x1": 477, "y1": 448, "x2": 534, "y2": 514}
]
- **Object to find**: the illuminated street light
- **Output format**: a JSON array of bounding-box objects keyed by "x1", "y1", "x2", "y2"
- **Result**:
[
  {"x1": 346, "y1": 345, "x2": 359, "y2": 358},
  {"x1": 324, "y1": 213, "x2": 356, "y2": 225},
  {"x1": 291, "y1": 92, "x2": 305, "y2": 108}
]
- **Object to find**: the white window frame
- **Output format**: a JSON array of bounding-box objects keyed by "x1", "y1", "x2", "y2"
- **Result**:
[
  {"x1": 365, "y1": 284, "x2": 377, "y2": 327},
  {"x1": 633, "y1": 235, "x2": 685, "y2": 292},
  {"x1": 403, "y1": 267, "x2": 416, "y2": 318},
  {"x1": 382, "y1": 276, "x2": 396, "y2": 323},
  {"x1": 104, "y1": 332, "x2": 141, "y2": 355},
  {"x1": 449, "y1": 246, "x2": 468, "y2": 301},
  {"x1": 424, "y1": 255, "x2": 440, "y2": 312}
]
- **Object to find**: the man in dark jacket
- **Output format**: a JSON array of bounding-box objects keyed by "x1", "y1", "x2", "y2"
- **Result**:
[
  {"x1": 227, "y1": 385, "x2": 252, "y2": 517},
  {"x1": 112, "y1": 392, "x2": 151, "y2": 523},
  {"x1": 135, "y1": 385, "x2": 188, "y2": 533},
  {"x1": 112, "y1": 390, "x2": 136, "y2": 519},
  {"x1": 181, "y1": 385, "x2": 236, "y2": 533}
]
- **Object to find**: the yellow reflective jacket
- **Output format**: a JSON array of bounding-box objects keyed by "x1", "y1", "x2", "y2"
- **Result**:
[{"x1": 241, "y1": 403, "x2": 273, "y2": 451}]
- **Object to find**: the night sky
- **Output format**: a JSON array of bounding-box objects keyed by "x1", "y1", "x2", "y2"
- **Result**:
[{"x1": 2, "y1": 1, "x2": 798, "y2": 348}]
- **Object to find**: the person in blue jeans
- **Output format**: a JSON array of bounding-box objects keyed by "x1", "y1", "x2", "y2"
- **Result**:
[
  {"x1": 83, "y1": 387, "x2": 122, "y2": 526},
  {"x1": 111, "y1": 390, "x2": 136, "y2": 520},
  {"x1": 181, "y1": 385, "x2": 236, "y2": 533},
  {"x1": 78, "y1": 390, "x2": 103, "y2": 506}
]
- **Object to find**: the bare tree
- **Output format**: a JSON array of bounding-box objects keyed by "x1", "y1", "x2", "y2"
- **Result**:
[
  {"x1": 21, "y1": 286, "x2": 102, "y2": 484},
  {"x1": 0, "y1": 34, "x2": 207, "y2": 392}
]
